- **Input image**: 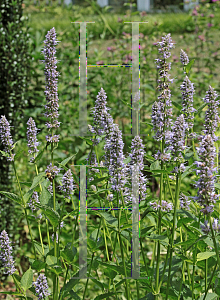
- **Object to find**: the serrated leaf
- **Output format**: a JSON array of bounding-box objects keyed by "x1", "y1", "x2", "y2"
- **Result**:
[
  {"x1": 0, "y1": 150, "x2": 10, "y2": 158},
  {"x1": 30, "y1": 172, "x2": 46, "y2": 190},
  {"x1": 60, "y1": 243, "x2": 77, "y2": 263},
  {"x1": 197, "y1": 252, "x2": 216, "y2": 261},
  {"x1": 46, "y1": 255, "x2": 57, "y2": 266},
  {"x1": 60, "y1": 153, "x2": 77, "y2": 167},
  {"x1": 89, "y1": 176, "x2": 109, "y2": 186},
  {"x1": 31, "y1": 260, "x2": 46, "y2": 272},
  {"x1": 40, "y1": 186, "x2": 52, "y2": 205},
  {"x1": 150, "y1": 160, "x2": 160, "y2": 171},
  {"x1": 35, "y1": 204, "x2": 60, "y2": 227},
  {"x1": 51, "y1": 265, "x2": 63, "y2": 275},
  {"x1": 142, "y1": 122, "x2": 153, "y2": 128},
  {"x1": 96, "y1": 211, "x2": 118, "y2": 227},
  {"x1": 195, "y1": 102, "x2": 207, "y2": 116},
  {"x1": 68, "y1": 290, "x2": 81, "y2": 300},
  {"x1": 23, "y1": 188, "x2": 34, "y2": 204},
  {"x1": 14, "y1": 149, "x2": 24, "y2": 160},
  {"x1": 20, "y1": 268, "x2": 33, "y2": 291},
  {"x1": 91, "y1": 278, "x2": 104, "y2": 291},
  {"x1": 0, "y1": 191, "x2": 23, "y2": 206},
  {"x1": 146, "y1": 234, "x2": 169, "y2": 246},
  {"x1": 104, "y1": 268, "x2": 117, "y2": 279}
]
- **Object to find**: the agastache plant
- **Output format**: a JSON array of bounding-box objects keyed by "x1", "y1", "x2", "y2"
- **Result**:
[
  {"x1": 26, "y1": 117, "x2": 40, "y2": 162},
  {"x1": 59, "y1": 169, "x2": 76, "y2": 200},
  {"x1": 193, "y1": 134, "x2": 219, "y2": 215},
  {"x1": 180, "y1": 49, "x2": 189, "y2": 66},
  {"x1": 0, "y1": 115, "x2": 15, "y2": 161},
  {"x1": 0, "y1": 230, "x2": 16, "y2": 275},
  {"x1": 41, "y1": 27, "x2": 60, "y2": 144},
  {"x1": 202, "y1": 85, "x2": 220, "y2": 141},
  {"x1": 32, "y1": 273, "x2": 50, "y2": 300}
]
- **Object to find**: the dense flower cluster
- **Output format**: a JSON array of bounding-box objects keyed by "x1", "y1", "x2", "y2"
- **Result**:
[
  {"x1": 88, "y1": 88, "x2": 111, "y2": 137},
  {"x1": 202, "y1": 85, "x2": 220, "y2": 141},
  {"x1": 26, "y1": 117, "x2": 40, "y2": 162},
  {"x1": 127, "y1": 136, "x2": 148, "y2": 203},
  {"x1": 32, "y1": 274, "x2": 50, "y2": 300},
  {"x1": 104, "y1": 123, "x2": 127, "y2": 192},
  {"x1": 151, "y1": 33, "x2": 174, "y2": 145},
  {"x1": 0, "y1": 116, "x2": 15, "y2": 161},
  {"x1": 180, "y1": 49, "x2": 189, "y2": 66},
  {"x1": 179, "y1": 193, "x2": 191, "y2": 210},
  {"x1": 193, "y1": 134, "x2": 219, "y2": 215},
  {"x1": 150, "y1": 200, "x2": 173, "y2": 212},
  {"x1": 41, "y1": 27, "x2": 60, "y2": 143},
  {"x1": 59, "y1": 169, "x2": 75, "y2": 200},
  {"x1": 180, "y1": 76, "x2": 196, "y2": 130},
  {"x1": 45, "y1": 163, "x2": 60, "y2": 177},
  {"x1": 0, "y1": 230, "x2": 16, "y2": 275},
  {"x1": 166, "y1": 114, "x2": 188, "y2": 163}
]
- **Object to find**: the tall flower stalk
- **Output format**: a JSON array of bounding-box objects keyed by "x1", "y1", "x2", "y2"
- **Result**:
[
  {"x1": 41, "y1": 27, "x2": 60, "y2": 300},
  {"x1": 151, "y1": 33, "x2": 174, "y2": 297}
]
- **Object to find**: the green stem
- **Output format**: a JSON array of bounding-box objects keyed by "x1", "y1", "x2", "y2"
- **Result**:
[
  {"x1": 165, "y1": 170, "x2": 181, "y2": 300},
  {"x1": 38, "y1": 220, "x2": 44, "y2": 256},
  {"x1": 203, "y1": 261, "x2": 218, "y2": 300}
]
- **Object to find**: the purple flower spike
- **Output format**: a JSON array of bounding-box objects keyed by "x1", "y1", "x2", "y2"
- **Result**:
[
  {"x1": 200, "y1": 220, "x2": 211, "y2": 235},
  {"x1": 0, "y1": 116, "x2": 15, "y2": 161},
  {"x1": 166, "y1": 114, "x2": 188, "y2": 162},
  {"x1": 27, "y1": 117, "x2": 39, "y2": 163},
  {"x1": 180, "y1": 49, "x2": 189, "y2": 66},
  {"x1": 0, "y1": 230, "x2": 16, "y2": 275},
  {"x1": 28, "y1": 191, "x2": 40, "y2": 213},
  {"x1": 180, "y1": 76, "x2": 196, "y2": 130},
  {"x1": 32, "y1": 273, "x2": 50, "y2": 300},
  {"x1": 203, "y1": 85, "x2": 220, "y2": 141},
  {"x1": 152, "y1": 33, "x2": 174, "y2": 142},
  {"x1": 179, "y1": 193, "x2": 191, "y2": 210},
  {"x1": 193, "y1": 134, "x2": 220, "y2": 215},
  {"x1": 41, "y1": 27, "x2": 60, "y2": 143},
  {"x1": 59, "y1": 169, "x2": 76, "y2": 200}
]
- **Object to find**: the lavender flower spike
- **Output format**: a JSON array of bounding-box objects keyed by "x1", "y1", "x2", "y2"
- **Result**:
[
  {"x1": 193, "y1": 134, "x2": 219, "y2": 215},
  {"x1": 203, "y1": 85, "x2": 220, "y2": 141},
  {"x1": 27, "y1": 117, "x2": 39, "y2": 162},
  {"x1": 166, "y1": 114, "x2": 188, "y2": 163},
  {"x1": 59, "y1": 169, "x2": 76, "y2": 200},
  {"x1": 180, "y1": 76, "x2": 196, "y2": 131},
  {"x1": 32, "y1": 274, "x2": 50, "y2": 300},
  {"x1": 152, "y1": 33, "x2": 174, "y2": 142},
  {"x1": 0, "y1": 116, "x2": 15, "y2": 161},
  {"x1": 180, "y1": 49, "x2": 189, "y2": 66},
  {"x1": 41, "y1": 27, "x2": 60, "y2": 143},
  {"x1": 0, "y1": 230, "x2": 16, "y2": 275}
]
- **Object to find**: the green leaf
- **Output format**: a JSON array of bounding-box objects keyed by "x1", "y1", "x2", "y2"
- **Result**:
[
  {"x1": 23, "y1": 188, "x2": 34, "y2": 204},
  {"x1": 50, "y1": 265, "x2": 63, "y2": 275},
  {"x1": 91, "y1": 278, "x2": 104, "y2": 291},
  {"x1": 146, "y1": 234, "x2": 169, "y2": 246},
  {"x1": 32, "y1": 146, "x2": 46, "y2": 163},
  {"x1": 0, "y1": 150, "x2": 10, "y2": 159},
  {"x1": 198, "y1": 293, "x2": 218, "y2": 300},
  {"x1": 215, "y1": 183, "x2": 220, "y2": 190},
  {"x1": 89, "y1": 176, "x2": 110, "y2": 186},
  {"x1": 185, "y1": 59, "x2": 195, "y2": 75},
  {"x1": 30, "y1": 172, "x2": 46, "y2": 190},
  {"x1": 60, "y1": 153, "x2": 77, "y2": 167},
  {"x1": 0, "y1": 191, "x2": 23, "y2": 206},
  {"x1": 35, "y1": 204, "x2": 60, "y2": 227},
  {"x1": 119, "y1": 98, "x2": 131, "y2": 109},
  {"x1": 98, "y1": 261, "x2": 131, "y2": 277},
  {"x1": 60, "y1": 243, "x2": 77, "y2": 263},
  {"x1": 172, "y1": 101, "x2": 182, "y2": 111},
  {"x1": 150, "y1": 160, "x2": 160, "y2": 171},
  {"x1": 40, "y1": 186, "x2": 52, "y2": 205},
  {"x1": 95, "y1": 211, "x2": 118, "y2": 227},
  {"x1": 195, "y1": 102, "x2": 207, "y2": 116},
  {"x1": 141, "y1": 122, "x2": 153, "y2": 128},
  {"x1": 104, "y1": 268, "x2": 117, "y2": 279},
  {"x1": 68, "y1": 290, "x2": 81, "y2": 300},
  {"x1": 14, "y1": 149, "x2": 24, "y2": 160},
  {"x1": 20, "y1": 268, "x2": 33, "y2": 291},
  {"x1": 33, "y1": 240, "x2": 50, "y2": 256},
  {"x1": 197, "y1": 252, "x2": 216, "y2": 261},
  {"x1": 123, "y1": 156, "x2": 131, "y2": 165},
  {"x1": 87, "y1": 238, "x2": 97, "y2": 251},
  {"x1": 46, "y1": 255, "x2": 57, "y2": 266},
  {"x1": 31, "y1": 260, "x2": 46, "y2": 272},
  {"x1": 79, "y1": 136, "x2": 93, "y2": 145}
]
